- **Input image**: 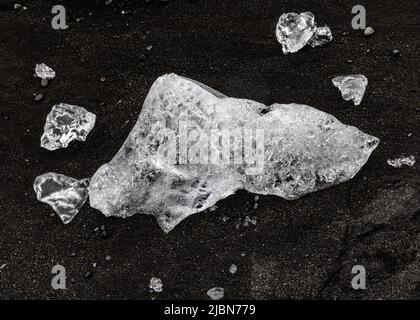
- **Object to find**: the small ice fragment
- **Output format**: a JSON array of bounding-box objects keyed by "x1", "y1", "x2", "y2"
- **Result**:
[
  {"x1": 41, "y1": 103, "x2": 96, "y2": 150},
  {"x1": 332, "y1": 74, "x2": 368, "y2": 106},
  {"x1": 35, "y1": 63, "x2": 56, "y2": 80},
  {"x1": 387, "y1": 155, "x2": 416, "y2": 168},
  {"x1": 229, "y1": 264, "x2": 237, "y2": 274},
  {"x1": 34, "y1": 93, "x2": 44, "y2": 102},
  {"x1": 276, "y1": 12, "x2": 317, "y2": 54},
  {"x1": 33, "y1": 173, "x2": 90, "y2": 224},
  {"x1": 207, "y1": 287, "x2": 224, "y2": 300},
  {"x1": 149, "y1": 277, "x2": 163, "y2": 293},
  {"x1": 364, "y1": 26, "x2": 375, "y2": 37},
  {"x1": 308, "y1": 25, "x2": 333, "y2": 47},
  {"x1": 244, "y1": 216, "x2": 257, "y2": 226},
  {"x1": 392, "y1": 49, "x2": 400, "y2": 56}
]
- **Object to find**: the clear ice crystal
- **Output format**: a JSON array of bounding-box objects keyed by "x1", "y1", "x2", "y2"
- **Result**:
[
  {"x1": 332, "y1": 74, "x2": 368, "y2": 106},
  {"x1": 89, "y1": 74, "x2": 379, "y2": 233},
  {"x1": 41, "y1": 103, "x2": 96, "y2": 151},
  {"x1": 387, "y1": 155, "x2": 416, "y2": 168},
  {"x1": 276, "y1": 12, "x2": 317, "y2": 54},
  {"x1": 35, "y1": 63, "x2": 56, "y2": 80},
  {"x1": 308, "y1": 25, "x2": 333, "y2": 47},
  {"x1": 33, "y1": 172, "x2": 90, "y2": 224},
  {"x1": 275, "y1": 12, "x2": 332, "y2": 54}
]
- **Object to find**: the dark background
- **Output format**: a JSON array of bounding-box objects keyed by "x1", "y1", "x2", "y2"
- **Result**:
[{"x1": 0, "y1": 0, "x2": 419, "y2": 299}]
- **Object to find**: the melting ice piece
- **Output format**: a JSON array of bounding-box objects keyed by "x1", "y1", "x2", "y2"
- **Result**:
[
  {"x1": 149, "y1": 277, "x2": 163, "y2": 293},
  {"x1": 207, "y1": 287, "x2": 224, "y2": 300},
  {"x1": 276, "y1": 12, "x2": 317, "y2": 54},
  {"x1": 387, "y1": 155, "x2": 416, "y2": 168},
  {"x1": 332, "y1": 74, "x2": 368, "y2": 106},
  {"x1": 308, "y1": 25, "x2": 333, "y2": 47},
  {"x1": 35, "y1": 63, "x2": 56, "y2": 80},
  {"x1": 89, "y1": 74, "x2": 379, "y2": 233},
  {"x1": 41, "y1": 103, "x2": 96, "y2": 151},
  {"x1": 33, "y1": 173, "x2": 90, "y2": 224}
]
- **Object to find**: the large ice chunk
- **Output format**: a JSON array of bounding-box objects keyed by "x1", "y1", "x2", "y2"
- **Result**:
[
  {"x1": 35, "y1": 63, "x2": 56, "y2": 80},
  {"x1": 33, "y1": 173, "x2": 90, "y2": 224},
  {"x1": 332, "y1": 74, "x2": 368, "y2": 106},
  {"x1": 89, "y1": 74, "x2": 379, "y2": 232},
  {"x1": 41, "y1": 103, "x2": 96, "y2": 151},
  {"x1": 276, "y1": 12, "x2": 317, "y2": 54}
]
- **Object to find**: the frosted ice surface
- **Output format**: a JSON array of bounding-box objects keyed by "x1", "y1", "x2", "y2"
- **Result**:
[
  {"x1": 149, "y1": 277, "x2": 163, "y2": 292},
  {"x1": 207, "y1": 287, "x2": 224, "y2": 300},
  {"x1": 276, "y1": 12, "x2": 317, "y2": 54},
  {"x1": 332, "y1": 74, "x2": 368, "y2": 106},
  {"x1": 33, "y1": 172, "x2": 90, "y2": 224},
  {"x1": 41, "y1": 103, "x2": 96, "y2": 151},
  {"x1": 387, "y1": 155, "x2": 416, "y2": 168},
  {"x1": 308, "y1": 25, "x2": 333, "y2": 47},
  {"x1": 35, "y1": 63, "x2": 56, "y2": 80},
  {"x1": 89, "y1": 74, "x2": 379, "y2": 233}
]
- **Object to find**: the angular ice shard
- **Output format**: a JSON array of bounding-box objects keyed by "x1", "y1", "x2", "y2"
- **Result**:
[
  {"x1": 89, "y1": 74, "x2": 379, "y2": 232},
  {"x1": 41, "y1": 103, "x2": 96, "y2": 151},
  {"x1": 33, "y1": 173, "x2": 90, "y2": 224},
  {"x1": 276, "y1": 12, "x2": 317, "y2": 54},
  {"x1": 387, "y1": 155, "x2": 416, "y2": 168},
  {"x1": 332, "y1": 74, "x2": 368, "y2": 106},
  {"x1": 35, "y1": 63, "x2": 56, "y2": 80},
  {"x1": 308, "y1": 25, "x2": 333, "y2": 47}
]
